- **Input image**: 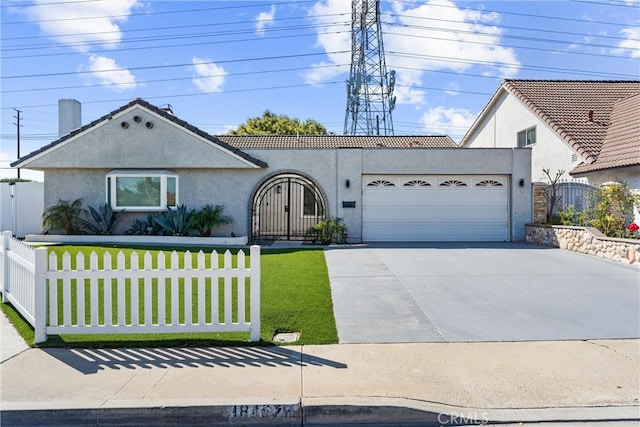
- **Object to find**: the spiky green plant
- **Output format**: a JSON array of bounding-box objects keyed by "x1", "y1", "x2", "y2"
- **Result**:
[
  {"x1": 79, "y1": 204, "x2": 123, "y2": 235},
  {"x1": 154, "y1": 205, "x2": 195, "y2": 236}
]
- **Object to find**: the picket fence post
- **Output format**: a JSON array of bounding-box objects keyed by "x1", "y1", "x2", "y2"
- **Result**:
[
  {"x1": 249, "y1": 245, "x2": 261, "y2": 342},
  {"x1": 33, "y1": 247, "x2": 48, "y2": 344},
  {"x1": 1, "y1": 231, "x2": 11, "y2": 303}
]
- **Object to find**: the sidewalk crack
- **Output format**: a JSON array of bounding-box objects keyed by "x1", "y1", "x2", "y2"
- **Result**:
[{"x1": 585, "y1": 340, "x2": 636, "y2": 362}]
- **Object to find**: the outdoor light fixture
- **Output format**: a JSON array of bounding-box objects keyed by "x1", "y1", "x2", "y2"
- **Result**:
[
  {"x1": 276, "y1": 185, "x2": 282, "y2": 194},
  {"x1": 346, "y1": 179, "x2": 350, "y2": 188},
  {"x1": 519, "y1": 179, "x2": 525, "y2": 187}
]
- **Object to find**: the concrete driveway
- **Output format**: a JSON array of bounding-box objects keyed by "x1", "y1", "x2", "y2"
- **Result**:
[{"x1": 325, "y1": 242, "x2": 640, "y2": 343}]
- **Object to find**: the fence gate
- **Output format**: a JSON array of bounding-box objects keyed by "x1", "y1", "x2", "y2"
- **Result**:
[{"x1": 252, "y1": 174, "x2": 326, "y2": 241}]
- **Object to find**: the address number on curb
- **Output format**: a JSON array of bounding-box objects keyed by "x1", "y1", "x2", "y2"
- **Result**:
[{"x1": 227, "y1": 404, "x2": 301, "y2": 419}]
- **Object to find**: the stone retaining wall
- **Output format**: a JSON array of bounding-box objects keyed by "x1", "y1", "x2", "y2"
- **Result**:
[{"x1": 526, "y1": 224, "x2": 640, "y2": 265}]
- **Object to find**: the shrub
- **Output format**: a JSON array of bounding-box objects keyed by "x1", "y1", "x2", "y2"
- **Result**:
[
  {"x1": 192, "y1": 204, "x2": 233, "y2": 237},
  {"x1": 587, "y1": 183, "x2": 639, "y2": 237},
  {"x1": 307, "y1": 217, "x2": 347, "y2": 244},
  {"x1": 558, "y1": 205, "x2": 586, "y2": 226}
]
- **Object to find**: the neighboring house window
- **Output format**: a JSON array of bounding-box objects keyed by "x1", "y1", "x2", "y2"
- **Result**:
[
  {"x1": 517, "y1": 126, "x2": 536, "y2": 147},
  {"x1": 106, "y1": 170, "x2": 178, "y2": 210}
]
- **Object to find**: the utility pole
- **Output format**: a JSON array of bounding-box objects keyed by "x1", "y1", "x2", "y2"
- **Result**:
[
  {"x1": 13, "y1": 108, "x2": 22, "y2": 179},
  {"x1": 344, "y1": 0, "x2": 396, "y2": 136}
]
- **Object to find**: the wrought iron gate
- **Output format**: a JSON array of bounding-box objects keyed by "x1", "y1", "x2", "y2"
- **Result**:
[{"x1": 252, "y1": 174, "x2": 326, "y2": 241}]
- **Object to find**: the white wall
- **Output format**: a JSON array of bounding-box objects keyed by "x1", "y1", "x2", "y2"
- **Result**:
[
  {"x1": 465, "y1": 91, "x2": 587, "y2": 183},
  {"x1": 0, "y1": 182, "x2": 44, "y2": 237}
]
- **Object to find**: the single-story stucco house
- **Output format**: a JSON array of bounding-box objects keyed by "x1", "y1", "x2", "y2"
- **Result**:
[{"x1": 12, "y1": 98, "x2": 532, "y2": 242}]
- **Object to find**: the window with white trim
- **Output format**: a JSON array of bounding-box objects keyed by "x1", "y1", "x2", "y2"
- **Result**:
[
  {"x1": 517, "y1": 126, "x2": 536, "y2": 147},
  {"x1": 106, "y1": 170, "x2": 178, "y2": 210}
]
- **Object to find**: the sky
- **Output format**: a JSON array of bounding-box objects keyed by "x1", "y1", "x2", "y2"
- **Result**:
[{"x1": 1, "y1": 0, "x2": 639, "y2": 179}]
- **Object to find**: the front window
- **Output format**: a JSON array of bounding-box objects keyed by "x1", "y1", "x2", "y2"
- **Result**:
[
  {"x1": 517, "y1": 126, "x2": 536, "y2": 147},
  {"x1": 107, "y1": 170, "x2": 178, "y2": 210}
]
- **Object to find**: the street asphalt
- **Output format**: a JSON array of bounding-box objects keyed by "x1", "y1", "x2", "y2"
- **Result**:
[{"x1": 1, "y1": 242, "x2": 639, "y2": 426}]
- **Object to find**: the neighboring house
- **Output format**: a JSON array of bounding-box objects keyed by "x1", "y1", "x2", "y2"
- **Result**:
[
  {"x1": 460, "y1": 80, "x2": 640, "y2": 185},
  {"x1": 12, "y1": 98, "x2": 532, "y2": 242}
]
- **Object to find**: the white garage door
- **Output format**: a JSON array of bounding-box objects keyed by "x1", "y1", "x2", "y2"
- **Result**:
[{"x1": 362, "y1": 175, "x2": 509, "y2": 242}]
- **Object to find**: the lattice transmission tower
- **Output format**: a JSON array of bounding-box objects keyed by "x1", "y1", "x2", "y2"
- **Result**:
[{"x1": 344, "y1": 0, "x2": 396, "y2": 136}]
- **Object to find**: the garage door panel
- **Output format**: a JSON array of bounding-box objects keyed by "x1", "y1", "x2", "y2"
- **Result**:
[{"x1": 362, "y1": 175, "x2": 509, "y2": 242}]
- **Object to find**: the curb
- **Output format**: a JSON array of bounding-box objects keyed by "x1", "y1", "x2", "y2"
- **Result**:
[{"x1": 1, "y1": 402, "x2": 638, "y2": 426}]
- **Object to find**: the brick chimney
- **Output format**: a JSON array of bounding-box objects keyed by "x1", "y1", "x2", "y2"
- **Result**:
[{"x1": 58, "y1": 99, "x2": 82, "y2": 137}]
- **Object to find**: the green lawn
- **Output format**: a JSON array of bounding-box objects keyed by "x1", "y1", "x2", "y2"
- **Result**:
[{"x1": 0, "y1": 245, "x2": 338, "y2": 347}]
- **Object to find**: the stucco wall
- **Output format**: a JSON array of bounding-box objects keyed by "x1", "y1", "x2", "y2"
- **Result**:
[
  {"x1": 465, "y1": 91, "x2": 586, "y2": 182},
  {"x1": 28, "y1": 106, "x2": 259, "y2": 170},
  {"x1": 40, "y1": 147, "x2": 532, "y2": 242}
]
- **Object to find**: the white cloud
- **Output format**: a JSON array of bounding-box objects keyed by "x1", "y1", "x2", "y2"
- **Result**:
[
  {"x1": 444, "y1": 82, "x2": 460, "y2": 96},
  {"x1": 80, "y1": 56, "x2": 137, "y2": 91},
  {"x1": 21, "y1": 0, "x2": 141, "y2": 52},
  {"x1": 255, "y1": 5, "x2": 276, "y2": 36},
  {"x1": 306, "y1": 0, "x2": 520, "y2": 104},
  {"x1": 419, "y1": 106, "x2": 476, "y2": 141},
  {"x1": 303, "y1": 0, "x2": 351, "y2": 84},
  {"x1": 191, "y1": 57, "x2": 228, "y2": 93},
  {"x1": 611, "y1": 27, "x2": 640, "y2": 58}
]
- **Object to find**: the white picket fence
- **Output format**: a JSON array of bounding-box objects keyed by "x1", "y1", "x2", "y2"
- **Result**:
[{"x1": 0, "y1": 231, "x2": 261, "y2": 343}]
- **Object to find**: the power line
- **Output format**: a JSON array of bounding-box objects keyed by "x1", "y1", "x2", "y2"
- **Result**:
[
  {"x1": 1, "y1": 0, "x2": 313, "y2": 25},
  {"x1": 2, "y1": 12, "x2": 347, "y2": 43},
  {"x1": 2, "y1": 50, "x2": 351, "y2": 80},
  {"x1": 393, "y1": 0, "x2": 635, "y2": 27}
]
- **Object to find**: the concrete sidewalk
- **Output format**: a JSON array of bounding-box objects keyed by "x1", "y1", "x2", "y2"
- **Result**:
[{"x1": 1, "y1": 337, "x2": 639, "y2": 425}]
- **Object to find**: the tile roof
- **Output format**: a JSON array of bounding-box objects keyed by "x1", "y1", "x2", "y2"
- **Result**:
[
  {"x1": 13, "y1": 98, "x2": 457, "y2": 168},
  {"x1": 502, "y1": 80, "x2": 640, "y2": 162},
  {"x1": 215, "y1": 135, "x2": 457, "y2": 149},
  {"x1": 571, "y1": 93, "x2": 640, "y2": 175}
]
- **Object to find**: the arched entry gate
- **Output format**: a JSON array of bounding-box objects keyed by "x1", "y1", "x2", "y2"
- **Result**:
[{"x1": 251, "y1": 174, "x2": 326, "y2": 241}]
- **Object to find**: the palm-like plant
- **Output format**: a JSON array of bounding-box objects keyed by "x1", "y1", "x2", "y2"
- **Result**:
[
  {"x1": 192, "y1": 204, "x2": 233, "y2": 237},
  {"x1": 42, "y1": 198, "x2": 85, "y2": 234}
]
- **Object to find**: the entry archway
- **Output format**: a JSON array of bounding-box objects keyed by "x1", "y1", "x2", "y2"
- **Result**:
[{"x1": 251, "y1": 173, "x2": 327, "y2": 241}]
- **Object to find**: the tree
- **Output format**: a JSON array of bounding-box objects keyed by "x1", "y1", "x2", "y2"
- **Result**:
[
  {"x1": 227, "y1": 110, "x2": 328, "y2": 135},
  {"x1": 542, "y1": 168, "x2": 565, "y2": 223}
]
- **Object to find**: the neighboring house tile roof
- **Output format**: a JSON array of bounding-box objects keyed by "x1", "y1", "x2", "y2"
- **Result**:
[
  {"x1": 216, "y1": 135, "x2": 457, "y2": 149},
  {"x1": 571, "y1": 93, "x2": 640, "y2": 175},
  {"x1": 460, "y1": 80, "x2": 640, "y2": 165}
]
